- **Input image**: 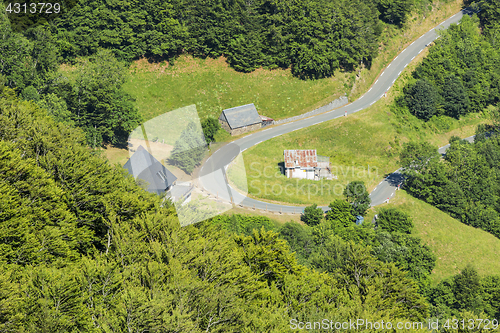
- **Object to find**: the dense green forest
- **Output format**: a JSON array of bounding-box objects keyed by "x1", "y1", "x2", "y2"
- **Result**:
[
  {"x1": 2, "y1": 0, "x2": 500, "y2": 330},
  {"x1": 0, "y1": 7, "x2": 142, "y2": 146},
  {"x1": 1, "y1": 0, "x2": 457, "y2": 146},
  {"x1": 212, "y1": 206, "x2": 500, "y2": 327},
  {"x1": 401, "y1": 13, "x2": 500, "y2": 121},
  {"x1": 214, "y1": 202, "x2": 438, "y2": 290},
  {"x1": 429, "y1": 265, "x2": 500, "y2": 319},
  {"x1": 0, "y1": 88, "x2": 436, "y2": 331}
]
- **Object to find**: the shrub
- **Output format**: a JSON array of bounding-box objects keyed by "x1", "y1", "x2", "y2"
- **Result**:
[{"x1": 377, "y1": 208, "x2": 414, "y2": 233}]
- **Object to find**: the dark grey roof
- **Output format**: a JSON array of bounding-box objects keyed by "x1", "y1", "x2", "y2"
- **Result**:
[
  {"x1": 219, "y1": 103, "x2": 261, "y2": 129},
  {"x1": 124, "y1": 146, "x2": 177, "y2": 195}
]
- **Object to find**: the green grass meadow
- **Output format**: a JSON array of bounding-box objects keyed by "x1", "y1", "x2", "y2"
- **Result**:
[
  {"x1": 123, "y1": 57, "x2": 351, "y2": 123},
  {"x1": 374, "y1": 191, "x2": 500, "y2": 284}
]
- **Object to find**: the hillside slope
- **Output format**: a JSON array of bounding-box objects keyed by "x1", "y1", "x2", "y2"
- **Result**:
[{"x1": 376, "y1": 191, "x2": 500, "y2": 284}]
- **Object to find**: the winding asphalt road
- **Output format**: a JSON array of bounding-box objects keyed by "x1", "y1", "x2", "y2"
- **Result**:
[
  {"x1": 199, "y1": 9, "x2": 469, "y2": 214},
  {"x1": 368, "y1": 135, "x2": 476, "y2": 206}
]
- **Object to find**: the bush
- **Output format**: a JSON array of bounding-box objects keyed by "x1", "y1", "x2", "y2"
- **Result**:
[
  {"x1": 201, "y1": 116, "x2": 221, "y2": 143},
  {"x1": 343, "y1": 181, "x2": 371, "y2": 216},
  {"x1": 301, "y1": 204, "x2": 324, "y2": 226},
  {"x1": 377, "y1": 208, "x2": 414, "y2": 234}
]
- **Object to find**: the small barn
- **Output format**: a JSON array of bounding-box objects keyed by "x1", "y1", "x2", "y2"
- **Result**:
[
  {"x1": 284, "y1": 149, "x2": 333, "y2": 180},
  {"x1": 284, "y1": 150, "x2": 320, "y2": 180},
  {"x1": 219, "y1": 103, "x2": 272, "y2": 135},
  {"x1": 124, "y1": 146, "x2": 177, "y2": 195}
]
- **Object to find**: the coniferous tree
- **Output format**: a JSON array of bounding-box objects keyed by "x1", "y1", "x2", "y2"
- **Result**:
[
  {"x1": 169, "y1": 121, "x2": 207, "y2": 174},
  {"x1": 378, "y1": 0, "x2": 412, "y2": 27}
]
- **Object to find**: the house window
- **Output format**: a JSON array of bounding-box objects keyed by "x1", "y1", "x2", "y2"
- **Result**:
[{"x1": 157, "y1": 170, "x2": 167, "y2": 181}]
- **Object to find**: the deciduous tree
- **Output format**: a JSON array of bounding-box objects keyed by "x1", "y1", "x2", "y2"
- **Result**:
[
  {"x1": 301, "y1": 204, "x2": 323, "y2": 226},
  {"x1": 405, "y1": 79, "x2": 441, "y2": 121},
  {"x1": 344, "y1": 181, "x2": 371, "y2": 216}
]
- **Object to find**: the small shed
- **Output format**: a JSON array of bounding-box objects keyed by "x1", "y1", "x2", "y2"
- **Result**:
[
  {"x1": 260, "y1": 115, "x2": 274, "y2": 128},
  {"x1": 219, "y1": 103, "x2": 263, "y2": 136},
  {"x1": 123, "y1": 146, "x2": 177, "y2": 195},
  {"x1": 284, "y1": 149, "x2": 320, "y2": 180},
  {"x1": 284, "y1": 149, "x2": 334, "y2": 180}
]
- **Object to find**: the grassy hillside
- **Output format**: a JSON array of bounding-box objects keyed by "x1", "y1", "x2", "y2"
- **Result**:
[
  {"x1": 373, "y1": 191, "x2": 500, "y2": 284},
  {"x1": 238, "y1": 50, "x2": 488, "y2": 204},
  {"x1": 122, "y1": 0, "x2": 465, "y2": 124}
]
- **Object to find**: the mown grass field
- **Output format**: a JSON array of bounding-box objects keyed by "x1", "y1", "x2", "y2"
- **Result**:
[
  {"x1": 372, "y1": 191, "x2": 500, "y2": 284},
  {"x1": 123, "y1": 56, "x2": 351, "y2": 123}
]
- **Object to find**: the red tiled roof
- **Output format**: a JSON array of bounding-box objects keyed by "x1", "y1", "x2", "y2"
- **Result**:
[
  {"x1": 284, "y1": 150, "x2": 318, "y2": 168},
  {"x1": 259, "y1": 115, "x2": 274, "y2": 121}
]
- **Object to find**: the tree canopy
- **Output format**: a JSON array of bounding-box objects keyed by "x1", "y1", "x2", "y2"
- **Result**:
[
  {"x1": 343, "y1": 181, "x2": 371, "y2": 216},
  {"x1": 0, "y1": 89, "x2": 434, "y2": 330},
  {"x1": 401, "y1": 15, "x2": 500, "y2": 121},
  {"x1": 401, "y1": 134, "x2": 500, "y2": 240},
  {"x1": 301, "y1": 204, "x2": 323, "y2": 226},
  {"x1": 36, "y1": 0, "x2": 388, "y2": 78}
]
